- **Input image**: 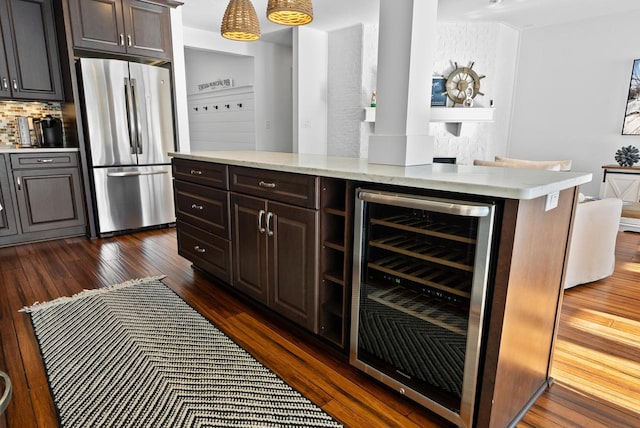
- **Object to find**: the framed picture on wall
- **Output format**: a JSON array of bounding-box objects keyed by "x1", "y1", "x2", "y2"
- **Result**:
[
  {"x1": 622, "y1": 59, "x2": 640, "y2": 135},
  {"x1": 431, "y1": 77, "x2": 447, "y2": 107}
]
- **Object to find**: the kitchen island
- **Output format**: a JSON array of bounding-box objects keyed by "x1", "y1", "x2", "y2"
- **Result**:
[{"x1": 169, "y1": 150, "x2": 591, "y2": 428}]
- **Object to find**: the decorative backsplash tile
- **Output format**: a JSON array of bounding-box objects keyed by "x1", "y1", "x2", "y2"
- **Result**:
[{"x1": 0, "y1": 101, "x2": 63, "y2": 145}]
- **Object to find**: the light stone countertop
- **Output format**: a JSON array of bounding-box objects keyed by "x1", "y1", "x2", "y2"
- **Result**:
[
  {"x1": 169, "y1": 150, "x2": 592, "y2": 200},
  {"x1": 0, "y1": 144, "x2": 79, "y2": 153}
]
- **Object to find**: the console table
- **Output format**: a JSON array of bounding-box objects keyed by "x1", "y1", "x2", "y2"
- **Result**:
[{"x1": 600, "y1": 165, "x2": 640, "y2": 232}]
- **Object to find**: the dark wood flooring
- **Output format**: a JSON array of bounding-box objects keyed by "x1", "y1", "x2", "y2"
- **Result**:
[{"x1": 0, "y1": 228, "x2": 638, "y2": 427}]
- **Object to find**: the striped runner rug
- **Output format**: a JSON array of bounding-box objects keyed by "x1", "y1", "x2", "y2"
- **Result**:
[{"x1": 22, "y1": 276, "x2": 342, "y2": 428}]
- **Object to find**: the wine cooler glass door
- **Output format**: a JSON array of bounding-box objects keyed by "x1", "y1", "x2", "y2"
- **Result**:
[{"x1": 350, "y1": 189, "x2": 495, "y2": 428}]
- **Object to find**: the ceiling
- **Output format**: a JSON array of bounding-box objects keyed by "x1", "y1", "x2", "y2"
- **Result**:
[{"x1": 181, "y1": 0, "x2": 640, "y2": 34}]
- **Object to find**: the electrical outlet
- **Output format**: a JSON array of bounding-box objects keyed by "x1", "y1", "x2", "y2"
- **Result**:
[{"x1": 545, "y1": 191, "x2": 559, "y2": 211}]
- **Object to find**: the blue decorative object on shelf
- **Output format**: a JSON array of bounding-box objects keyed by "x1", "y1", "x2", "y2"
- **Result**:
[
  {"x1": 431, "y1": 77, "x2": 447, "y2": 107},
  {"x1": 615, "y1": 145, "x2": 640, "y2": 167}
]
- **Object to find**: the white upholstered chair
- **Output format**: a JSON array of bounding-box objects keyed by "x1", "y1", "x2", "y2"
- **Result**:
[
  {"x1": 473, "y1": 156, "x2": 623, "y2": 288},
  {"x1": 564, "y1": 197, "x2": 623, "y2": 289}
]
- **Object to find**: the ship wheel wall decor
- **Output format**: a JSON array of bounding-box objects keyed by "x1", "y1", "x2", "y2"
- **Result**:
[{"x1": 443, "y1": 62, "x2": 486, "y2": 106}]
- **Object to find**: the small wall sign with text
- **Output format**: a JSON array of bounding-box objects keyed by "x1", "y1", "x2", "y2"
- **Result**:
[{"x1": 198, "y1": 78, "x2": 234, "y2": 92}]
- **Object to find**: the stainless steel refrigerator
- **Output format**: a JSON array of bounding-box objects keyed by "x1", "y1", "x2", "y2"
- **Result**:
[{"x1": 79, "y1": 58, "x2": 175, "y2": 235}]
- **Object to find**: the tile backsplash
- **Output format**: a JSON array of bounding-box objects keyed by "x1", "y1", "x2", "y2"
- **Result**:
[{"x1": 0, "y1": 100, "x2": 63, "y2": 145}]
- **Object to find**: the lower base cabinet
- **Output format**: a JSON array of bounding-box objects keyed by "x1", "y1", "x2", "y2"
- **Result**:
[
  {"x1": 0, "y1": 152, "x2": 86, "y2": 247},
  {"x1": 13, "y1": 168, "x2": 85, "y2": 233},
  {"x1": 231, "y1": 193, "x2": 319, "y2": 333}
]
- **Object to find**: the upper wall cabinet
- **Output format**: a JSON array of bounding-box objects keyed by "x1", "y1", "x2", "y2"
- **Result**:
[
  {"x1": 0, "y1": 0, "x2": 64, "y2": 101},
  {"x1": 68, "y1": 0, "x2": 176, "y2": 61}
]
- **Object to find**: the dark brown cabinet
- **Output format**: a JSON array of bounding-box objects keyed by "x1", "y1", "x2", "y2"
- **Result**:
[
  {"x1": 173, "y1": 159, "x2": 232, "y2": 284},
  {"x1": 231, "y1": 193, "x2": 319, "y2": 333},
  {"x1": 0, "y1": 0, "x2": 64, "y2": 101},
  {"x1": 68, "y1": 0, "x2": 173, "y2": 60},
  {"x1": 0, "y1": 151, "x2": 87, "y2": 247},
  {"x1": 0, "y1": 155, "x2": 18, "y2": 238},
  {"x1": 11, "y1": 153, "x2": 85, "y2": 234}
]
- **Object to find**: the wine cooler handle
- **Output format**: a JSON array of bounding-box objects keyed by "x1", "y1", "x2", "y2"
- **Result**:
[{"x1": 357, "y1": 190, "x2": 491, "y2": 217}]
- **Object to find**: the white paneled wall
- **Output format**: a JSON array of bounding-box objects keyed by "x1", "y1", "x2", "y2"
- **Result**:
[{"x1": 188, "y1": 86, "x2": 256, "y2": 152}]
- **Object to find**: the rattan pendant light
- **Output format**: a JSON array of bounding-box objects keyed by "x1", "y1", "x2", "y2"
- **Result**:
[
  {"x1": 221, "y1": 0, "x2": 261, "y2": 41},
  {"x1": 266, "y1": 0, "x2": 313, "y2": 26}
]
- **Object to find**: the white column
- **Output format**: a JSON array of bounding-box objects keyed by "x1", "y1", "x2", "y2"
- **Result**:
[{"x1": 368, "y1": 0, "x2": 438, "y2": 166}]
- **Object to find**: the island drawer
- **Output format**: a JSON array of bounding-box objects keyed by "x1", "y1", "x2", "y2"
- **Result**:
[
  {"x1": 174, "y1": 180, "x2": 230, "y2": 239},
  {"x1": 229, "y1": 166, "x2": 319, "y2": 209},
  {"x1": 177, "y1": 220, "x2": 232, "y2": 284},
  {"x1": 172, "y1": 158, "x2": 228, "y2": 189},
  {"x1": 10, "y1": 152, "x2": 78, "y2": 169}
]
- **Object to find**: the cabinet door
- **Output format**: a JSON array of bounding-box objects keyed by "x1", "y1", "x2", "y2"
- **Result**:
[
  {"x1": 68, "y1": 0, "x2": 127, "y2": 54},
  {"x1": 268, "y1": 201, "x2": 319, "y2": 333},
  {"x1": 122, "y1": 0, "x2": 172, "y2": 60},
  {"x1": 0, "y1": 156, "x2": 18, "y2": 238},
  {"x1": 231, "y1": 193, "x2": 269, "y2": 304},
  {"x1": 600, "y1": 171, "x2": 640, "y2": 202},
  {"x1": 0, "y1": 0, "x2": 63, "y2": 100},
  {"x1": 13, "y1": 167, "x2": 86, "y2": 233}
]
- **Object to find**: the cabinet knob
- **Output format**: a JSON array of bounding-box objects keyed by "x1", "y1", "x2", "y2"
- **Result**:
[
  {"x1": 259, "y1": 181, "x2": 276, "y2": 189},
  {"x1": 119, "y1": 34, "x2": 125, "y2": 46},
  {"x1": 1, "y1": 77, "x2": 7, "y2": 90},
  {"x1": 194, "y1": 245, "x2": 206, "y2": 254},
  {"x1": 190, "y1": 169, "x2": 203, "y2": 176},
  {"x1": 12, "y1": 79, "x2": 17, "y2": 91},
  {"x1": 191, "y1": 203, "x2": 204, "y2": 210},
  {"x1": 127, "y1": 34, "x2": 132, "y2": 47}
]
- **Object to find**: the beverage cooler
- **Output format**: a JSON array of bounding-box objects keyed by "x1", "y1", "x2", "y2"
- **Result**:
[{"x1": 350, "y1": 189, "x2": 496, "y2": 428}]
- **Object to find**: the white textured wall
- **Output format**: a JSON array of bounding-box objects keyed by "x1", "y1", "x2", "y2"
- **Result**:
[
  {"x1": 430, "y1": 22, "x2": 519, "y2": 165},
  {"x1": 509, "y1": 11, "x2": 640, "y2": 196},
  {"x1": 327, "y1": 25, "x2": 363, "y2": 157},
  {"x1": 328, "y1": 21, "x2": 518, "y2": 164}
]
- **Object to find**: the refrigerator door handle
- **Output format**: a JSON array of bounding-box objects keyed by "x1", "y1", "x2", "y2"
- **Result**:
[
  {"x1": 124, "y1": 78, "x2": 137, "y2": 155},
  {"x1": 130, "y1": 78, "x2": 143, "y2": 155},
  {"x1": 106, "y1": 171, "x2": 169, "y2": 177}
]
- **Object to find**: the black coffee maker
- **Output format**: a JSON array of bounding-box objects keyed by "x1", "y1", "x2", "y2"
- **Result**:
[{"x1": 34, "y1": 115, "x2": 63, "y2": 147}]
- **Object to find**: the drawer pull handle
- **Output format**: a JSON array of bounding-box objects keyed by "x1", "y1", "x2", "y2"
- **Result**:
[
  {"x1": 37, "y1": 159, "x2": 54, "y2": 163},
  {"x1": 12, "y1": 79, "x2": 17, "y2": 91},
  {"x1": 194, "y1": 245, "x2": 206, "y2": 253},
  {"x1": 191, "y1": 204, "x2": 204, "y2": 210},
  {"x1": 1, "y1": 77, "x2": 7, "y2": 89},
  {"x1": 266, "y1": 211, "x2": 274, "y2": 237},
  {"x1": 190, "y1": 169, "x2": 203, "y2": 175},
  {"x1": 259, "y1": 181, "x2": 276, "y2": 189}
]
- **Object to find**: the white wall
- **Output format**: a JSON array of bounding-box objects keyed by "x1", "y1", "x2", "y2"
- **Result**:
[
  {"x1": 430, "y1": 22, "x2": 519, "y2": 165},
  {"x1": 175, "y1": 26, "x2": 293, "y2": 153},
  {"x1": 327, "y1": 25, "x2": 363, "y2": 157},
  {"x1": 509, "y1": 10, "x2": 640, "y2": 196},
  {"x1": 294, "y1": 27, "x2": 328, "y2": 155},
  {"x1": 325, "y1": 22, "x2": 518, "y2": 163},
  {"x1": 184, "y1": 49, "x2": 254, "y2": 95}
]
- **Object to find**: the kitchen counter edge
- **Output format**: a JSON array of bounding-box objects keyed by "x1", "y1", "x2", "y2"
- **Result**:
[{"x1": 169, "y1": 151, "x2": 592, "y2": 201}]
